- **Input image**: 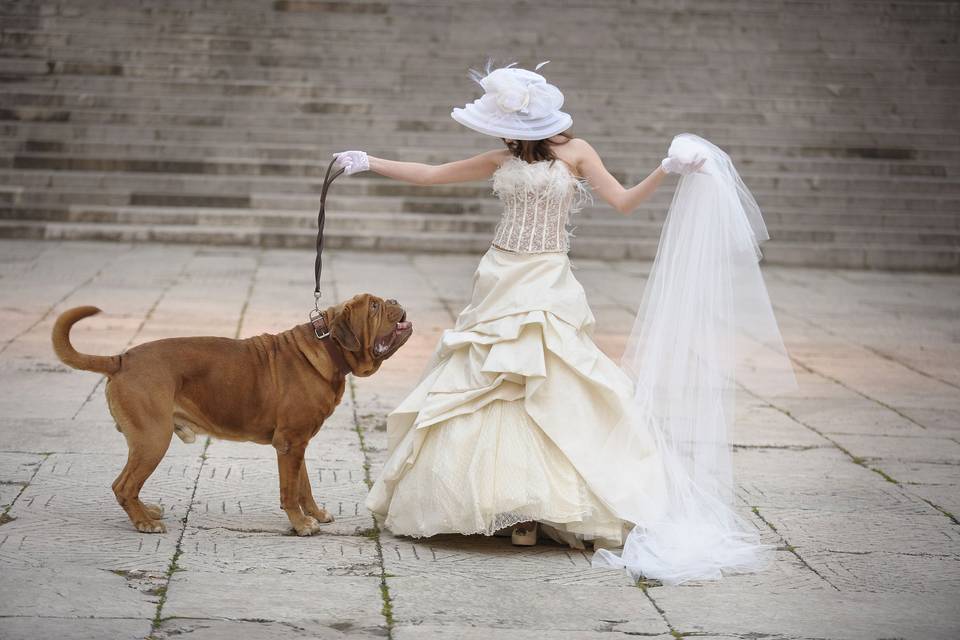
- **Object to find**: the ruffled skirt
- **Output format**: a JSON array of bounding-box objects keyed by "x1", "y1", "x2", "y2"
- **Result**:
[{"x1": 365, "y1": 246, "x2": 668, "y2": 548}]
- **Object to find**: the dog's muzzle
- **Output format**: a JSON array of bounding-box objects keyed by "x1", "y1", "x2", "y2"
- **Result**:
[{"x1": 374, "y1": 309, "x2": 413, "y2": 358}]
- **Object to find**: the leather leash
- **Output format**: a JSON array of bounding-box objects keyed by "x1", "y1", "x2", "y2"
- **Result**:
[
  {"x1": 312, "y1": 155, "x2": 346, "y2": 317},
  {"x1": 309, "y1": 156, "x2": 349, "y2": 375}
]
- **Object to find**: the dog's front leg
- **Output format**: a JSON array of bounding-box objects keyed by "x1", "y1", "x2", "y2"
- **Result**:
[
  {"x1": 273, "y1": 434, "x2": 322, "y2": 536},
  {"x1": 298, "y1": 464, "x2": 334, "y2": 524}
]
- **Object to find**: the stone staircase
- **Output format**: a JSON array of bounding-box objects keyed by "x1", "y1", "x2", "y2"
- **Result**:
[{"x1": 0, "y1": 0, "x2": 958, "y2": 270}]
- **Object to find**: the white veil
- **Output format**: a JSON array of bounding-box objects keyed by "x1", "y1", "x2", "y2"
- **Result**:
[{"x1": 592, "y1": 133, "x2": 797, "y2": 585}]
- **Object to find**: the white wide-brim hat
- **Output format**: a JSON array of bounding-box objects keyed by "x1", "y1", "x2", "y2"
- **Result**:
[{"x1": 451, "y1": 61, "x2": 572, "y2": 141}]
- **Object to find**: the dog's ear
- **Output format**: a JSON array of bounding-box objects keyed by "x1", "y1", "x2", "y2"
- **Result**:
[{"x1": 330, "y1": 307, "x2": 362, "y2": 352}]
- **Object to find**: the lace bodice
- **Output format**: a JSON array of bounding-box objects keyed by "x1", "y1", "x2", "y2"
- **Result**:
[{"x1": 490, "y1": 157, "x2": 591, "y2": 254}]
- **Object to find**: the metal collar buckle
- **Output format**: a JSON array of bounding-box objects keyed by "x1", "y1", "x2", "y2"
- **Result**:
[
  {"x1": 310, "y1": 292, "x2": 330, "y2": 340},
  {"x1": 309, "y1": 308, "x2": 330, "y2": 340}
]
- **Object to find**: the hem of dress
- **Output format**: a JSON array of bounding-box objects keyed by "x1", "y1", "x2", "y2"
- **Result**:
[{"x1": 378, "y1": 513, "x2": 626, "y2": 551}]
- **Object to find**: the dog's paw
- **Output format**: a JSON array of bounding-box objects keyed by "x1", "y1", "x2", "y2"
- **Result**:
[
  {"x1": 142, "y1": 503, "x2": 164, "y2": 520},
  {"x1": 292, "y1": 516, "x2": 322, "y2": 537},
  {"x1": 134, "y1": 519, "x2": 167, "y2": 534},
  {"x1": 304, "y1": 506, "x2": 335, "y2": 524}
]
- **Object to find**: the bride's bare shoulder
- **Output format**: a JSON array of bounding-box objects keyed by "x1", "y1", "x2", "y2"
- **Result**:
[
  {"x1": 563, "y1": 136, "x2": 597, "y2": 158},
  {"x1": 550, "y1": 136, "x2": 595, "y2": 177}
]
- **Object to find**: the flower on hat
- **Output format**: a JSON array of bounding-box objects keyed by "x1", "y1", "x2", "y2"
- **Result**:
[{"x1": 483, "y1": 68, "x2": 533, "y2": 115}]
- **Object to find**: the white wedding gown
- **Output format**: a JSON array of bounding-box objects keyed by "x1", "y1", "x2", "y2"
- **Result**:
[
  {"x1": 366, "y1": 136, "x2": 796, "y2": 582},
  {"x1": 365, "y1": 155, "x2": 666, "y2": 548}
]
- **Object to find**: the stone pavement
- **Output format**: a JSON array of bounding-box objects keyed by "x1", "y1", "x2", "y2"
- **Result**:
[{"x1": 0, "y1": 239, "x2": 958, "y2": 640}]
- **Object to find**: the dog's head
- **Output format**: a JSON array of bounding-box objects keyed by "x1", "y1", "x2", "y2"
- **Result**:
[{"x1": 327, "y1": 293, "x2": 413, "y2": 377}]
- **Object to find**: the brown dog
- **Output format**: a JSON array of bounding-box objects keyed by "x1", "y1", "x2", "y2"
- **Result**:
[{"x1": 51, "y1": 294, "x2": 412, "y2": 536}]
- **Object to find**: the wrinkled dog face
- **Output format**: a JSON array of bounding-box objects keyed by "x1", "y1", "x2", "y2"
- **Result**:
[{"x1": 330, "y1": 293, "x2": 413, "y2": 376}]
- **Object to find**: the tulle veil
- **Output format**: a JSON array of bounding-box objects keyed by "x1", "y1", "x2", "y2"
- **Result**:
[{"x1": 591, "y1": 133, "x2": 797, "y2": 585}]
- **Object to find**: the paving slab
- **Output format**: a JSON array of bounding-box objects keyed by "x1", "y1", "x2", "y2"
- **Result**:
[
  {"x1": 0, "y1": 617, "x2": 152, "y2": 640},
  {"x1": 187, "y1": 453, "x2": 371, "y2": 538},
  {"x1": 386, "y1": 575, "x2": 668, "y2": 636},
  {"x1": 0, "y1": 566, "x2": 160, "y2": 619},
  {"x1": 154, "y1": 617, "x2": 385, "y2": 639},
  {"x1": 160, "y1": 573, "x2": 386, "y2": 633},
  {"x1": 830, "y1": 432, "x2": 960, "y2": 464},
  {"x1": 1, "y1": 452, "x2": 202, "y2": 571},
  {"x1": 392, "y1": 629, "x2": 671, "y2": 640},
  {"x1": 652, "y1": 579, "x2": 960, "y2": 640}
]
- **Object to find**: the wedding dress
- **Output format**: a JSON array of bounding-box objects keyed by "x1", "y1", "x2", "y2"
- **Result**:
[
  {"x1": 365, "y1": 154, "x2": 666, "y2": 548},
  {"x1": 365, "y1": 134, "x2": 796, "y2": 583}
]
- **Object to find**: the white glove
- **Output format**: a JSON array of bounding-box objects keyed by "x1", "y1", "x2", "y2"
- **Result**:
[
  {"x1": 331, "y1": 150, "x2": 369, "y2": 175},
  {"x1": 660, "y1": 154, "x2": 706, "y2": 176}
]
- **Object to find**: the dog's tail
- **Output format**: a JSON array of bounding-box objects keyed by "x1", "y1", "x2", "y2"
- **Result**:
[{"x1": 52, "y1": 306, "x2": 121, "y2": 376}]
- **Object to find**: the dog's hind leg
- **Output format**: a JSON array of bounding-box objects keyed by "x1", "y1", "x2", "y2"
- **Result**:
[
  {"x1": 107, "y1": 380, "x2": 175, "y2": 534},
  {"x1": 298, "y1": 464, "x2": 334, "y2": 524}
]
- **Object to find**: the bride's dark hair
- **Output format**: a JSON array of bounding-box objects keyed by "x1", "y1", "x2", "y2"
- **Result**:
[{"x1": 502, "y1": 130, "x2": 574, "y2": 164}]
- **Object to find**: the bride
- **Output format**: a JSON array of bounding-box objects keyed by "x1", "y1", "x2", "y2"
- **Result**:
[{"x1": 332, "y1": 61, "x2": 795, "y2": 585}]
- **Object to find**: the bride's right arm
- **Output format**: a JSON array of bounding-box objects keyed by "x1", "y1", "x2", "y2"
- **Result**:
[{"x1": 369, "y1": 149, "x2": 507, "y2": 186}]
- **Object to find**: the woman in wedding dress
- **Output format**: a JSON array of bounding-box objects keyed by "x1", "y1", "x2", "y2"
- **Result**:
[{"x1": 332, "y1": 61, "x2": 795, "y2": 584}]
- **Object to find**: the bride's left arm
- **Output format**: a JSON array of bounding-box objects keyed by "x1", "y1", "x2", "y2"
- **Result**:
[
  {"x1": 574, "y1": 139, "x2": 668, "y2": 215},
  {"x1": 368, "y1": 149, "x2": 506, "y2": 186}
]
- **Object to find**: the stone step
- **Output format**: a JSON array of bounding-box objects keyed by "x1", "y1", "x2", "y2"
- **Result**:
[
  {"x1": 2, "y1": 138, "x2": 955, "y2": 181},
  {"x1": 0, "y1": 46, "x2": 927, "y2": 83},
  {"x1": 7, "y1": 98, "x2": 954, "y2": 135},
  {"x1": 4, "y1": 134, "x2": 955, "y2": 178},
  {"x1": 0, "y1": 219, "x2": 502, "y2": 254},
  {"x1": 4, "y1": 0, "x2": 952, "y2": 21},
  {"x1": 0, "y1": 111, "x2": 955, "y2": 146},
  {"x1": 4, "y1": 117, "x2": 957, "y2": 153},
  {"x1": 5, "y1": 145, "x2": 960, "y2": 197},
  {"x1": 3, "y1": 193, "x2": 954, "y2": 233},
  {"x1": 3, "y1": 21, "x2": 948, "y2": 57},
  {"x1": 0, "y1": 38, "x2": 905, "y2": 65},
  {"x1": 2, "y1": 16, "x2": 953, "y2": 57},
  {"x1": 0, "y1": 219, "x2": 956, "y2": 271},
  {"x1": 759, "y1": 242, "x2": 960, "y2": 272},
  {"x1": 2, "y1": 31, "x2": 900, "y2": 57},
  {"x1": 4, "y1": 169, "x2": 958, "y2": 216},
  {"x1": 4, "y1": 1, "x2": 946, "y2": 26},
  {"x1": 0, "y1": 50, "x2": 947, "y2": 94},
  {"x1": 1, "y1": 0, "x2": 956, "y2": 272},
  {"x1": 8, "y1": 153, "x2": 959, "y2": 197},
  {"x1": 2, "y1": 136, "x2": 956, "y2": 177},
  {"x1": 0, "y1": 2, "x2": 951, "y2": 59},
  {"x1": 1, "y1": 205, "x2": 957, "y2": 249},
  {"x1": 4, "y1": 184, "x2": 959, "y2": 229},
  {"x1": 8, "y1": 89, "x2": 957, "y2": 122},
  {"x1": 0, "y1": 68, "x2": 943, "y2": 108},
  {"x1": 4, "y1": 122, "x2": 958, "y2": 162},
  {"x1": 5, "y1": 55, "x2": 957, "y2": 104}
]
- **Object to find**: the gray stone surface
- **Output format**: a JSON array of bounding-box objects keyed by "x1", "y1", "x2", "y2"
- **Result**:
[
  {"x1": 159, "y1": 574, "x2": 385, "y2": 632},
  {"x1": 0, "y1": 617, "x2": 151, "y2": 640},
  {"x1": 154, "y1": 618, "x2": 384, "y2": 639},
  {"x1": 0, "y1": 240, "x2": 959, "y2": 639},
  {"x1": 386, "y1": 575, "x2": 667, "y2": 636}
]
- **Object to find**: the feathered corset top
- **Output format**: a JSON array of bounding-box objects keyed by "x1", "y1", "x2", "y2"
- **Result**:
[{"x1": 490, "y1": 157, "x2": 592, "y2": 254}]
